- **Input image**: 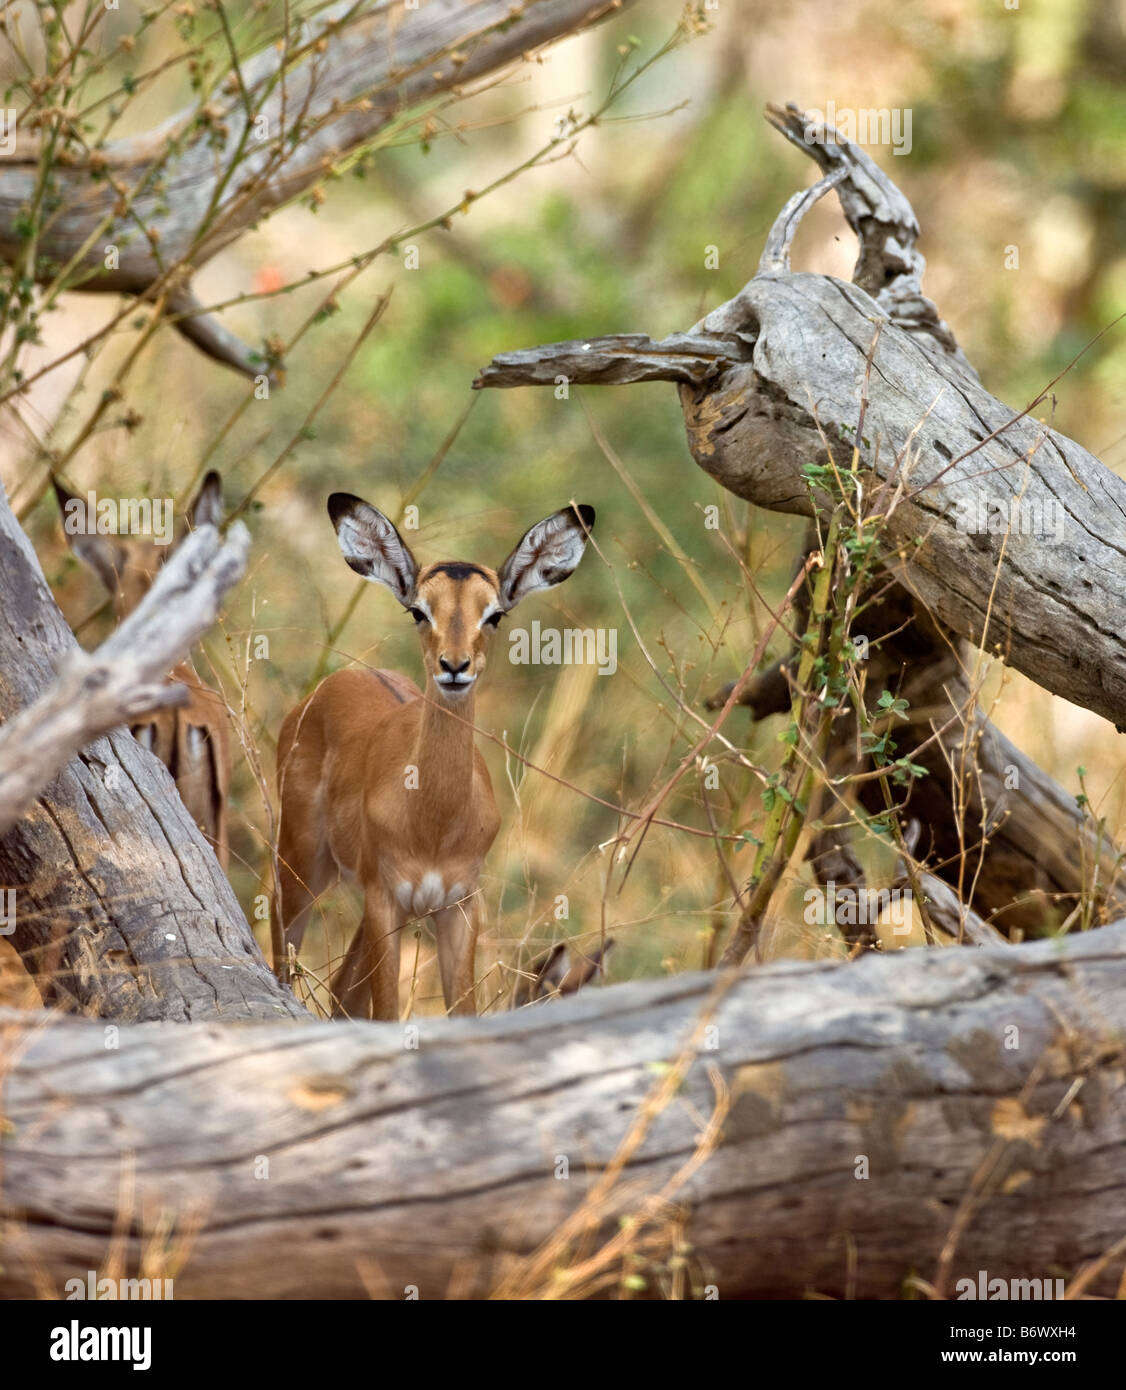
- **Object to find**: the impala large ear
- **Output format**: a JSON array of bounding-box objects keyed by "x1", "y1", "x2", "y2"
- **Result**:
[
  {"x1": 188, "y1": 470, "x2": 224, "y2": 530},
  {"x1": 531, "y1": 943, "x2": 568, "y2": 996},
  {"x1": 52, "y1": 477, "x2": 122, "y2": 593},
  {"x1": 328, "y1": 492, "x2": 418, "y2": 606},
  {"x1": 497, "y1": 503, "x2": 594, "y2": 611}
]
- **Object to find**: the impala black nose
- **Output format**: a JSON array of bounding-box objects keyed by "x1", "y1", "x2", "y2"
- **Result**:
[{"x1": 439, "y1": 656, "x2": 471, "y2": 676}]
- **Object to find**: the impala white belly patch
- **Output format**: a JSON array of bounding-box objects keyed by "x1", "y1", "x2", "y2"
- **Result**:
[{"x1": 395, "y1": 874, "x2": 466, "y2": 917}]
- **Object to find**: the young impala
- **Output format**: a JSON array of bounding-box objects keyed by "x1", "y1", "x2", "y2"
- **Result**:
[
  {"x1": 54, "y1": 472, "x2": 232, "y2": 867},
  {"x1": 274, "y1": 493, "x2": 595, "y2": 1020}
]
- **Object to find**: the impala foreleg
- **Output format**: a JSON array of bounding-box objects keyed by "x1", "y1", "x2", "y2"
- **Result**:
[
  {"x1": 330, "y1": 924, "x2": 372, "y2": 1019},
  {"x1": 348, "y1": 885, "x2": 401, "y2": 1022},
  {"x1": 434, "y1": 897, "x2": 479, "y2": 1017},
  {"x1": 273, "y1": 813, "x2": 334, "y2": 985},
  {"x1": 274, "y1": 841, "x2": 325, "y2": 952},
  {"x1": 272, "y1": 862, "x2": 312, "y2": 985}
]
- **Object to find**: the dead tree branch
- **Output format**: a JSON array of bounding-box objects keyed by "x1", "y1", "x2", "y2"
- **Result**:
[
  {"x1": 0, "y1": 0, "x2": 637, "y2": 378},
  {"x1": 474, "y1": 102, "x2": 1126, "y2": 946}
]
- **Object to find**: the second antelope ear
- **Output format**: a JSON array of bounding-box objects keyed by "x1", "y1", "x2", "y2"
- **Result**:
[
  {"x1": 533, "y1": 942, "x2": 569, "y2": 994},
  {"x1": 189, "y1": 471, "x2": 224, "y2": 530},
  {"x1": 52, "y1": 477, "x2": 122, "y2": 593},
  {"x1": 497, "y1": 503, "x2": 594, "y2": 610},
  {"x1": 328, "y1": 493, "x2": 418, "y2": 606}
]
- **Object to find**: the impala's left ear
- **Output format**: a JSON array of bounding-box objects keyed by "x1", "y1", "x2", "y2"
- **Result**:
[
  {"x1": 188, "y1": 471, "x2": 224, "y2": 530},
  {"x1": 497, "y1": 503, "x2": 594, "y2": 610}
]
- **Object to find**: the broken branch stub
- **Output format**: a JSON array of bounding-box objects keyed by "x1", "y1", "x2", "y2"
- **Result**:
[
  {"x1": 763, "y1": 100, "x2": 973, "y2": 372},
  {"x1": 473, "y1": 332, "x2": 748, "y2": 390}
]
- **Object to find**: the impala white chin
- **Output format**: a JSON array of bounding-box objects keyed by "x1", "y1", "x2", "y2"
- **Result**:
[{"x1": 434, "y1": 673, "x2": 477, "y2": 701}]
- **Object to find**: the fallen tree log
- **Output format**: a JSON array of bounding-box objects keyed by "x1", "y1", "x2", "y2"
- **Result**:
[{"x1": 3, "y1": 922, "x2": 1125, "y2": 1300}]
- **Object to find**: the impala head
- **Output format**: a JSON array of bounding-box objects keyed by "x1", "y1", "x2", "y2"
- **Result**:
[
  {"x1": 513, "y1": 938, "x2": 615, "y2": 1007},
  {"x1": 54, "y1": 472, "x2": 224, "y2": 621},
  {"x1": 328, "y1": 494, "x2": 595, "y2": 703}
]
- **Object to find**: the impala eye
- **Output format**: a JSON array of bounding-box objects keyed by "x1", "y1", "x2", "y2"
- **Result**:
[
  {"x1": 482, "y1": 610, "x2": 504, "y2": 629},
  {"x1": 408, "y1": 606, "x2": 429, "y2": 624}
]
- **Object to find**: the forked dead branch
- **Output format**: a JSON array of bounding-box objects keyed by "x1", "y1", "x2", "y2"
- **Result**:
[
  {"x1": 476, "y1": 103, "x2": 1126, "y2": 730},
  {"x1": 477, "y1": 101, "x2": 1126, "y2": 957}
]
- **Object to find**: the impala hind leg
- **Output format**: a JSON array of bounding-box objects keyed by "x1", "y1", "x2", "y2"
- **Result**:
[
  {"x1": 273, "y1": 824, "x2": 333, "y2": 983},
  {"x1": 434, "y1": 899, "x2": 478, "y2": 1017}
]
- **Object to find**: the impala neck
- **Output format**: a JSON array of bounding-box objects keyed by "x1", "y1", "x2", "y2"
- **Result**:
[{"x1": 412, "y1": 688, "x2": 477, "y2": 821}]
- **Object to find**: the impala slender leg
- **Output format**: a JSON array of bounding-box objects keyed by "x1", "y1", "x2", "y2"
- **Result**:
[
  {"x1": 212, "y1": 799, "x2": 230, "y2": 872},
  {"x1": 274, "y1": 836, "x2": 332, "y2": 956},
  {"x1": 274, "y1": 861, "x2": 313, "y2": 963},
  {"x1": 330, "y1": 924, "x2": 374, "y2": 1019},
  {"x1": 433, "y1": 899, "x2": 478, "y2": 1017},
  {"x1": 357, "y1": 886, "x2": 401, "y2": 1022}
]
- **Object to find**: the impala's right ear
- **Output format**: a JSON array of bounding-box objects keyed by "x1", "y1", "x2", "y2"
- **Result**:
[
  {"x1": 559, "y1": 938, "x2": 614, "y2": 995},
  {"x1": 52, "y1": 477, "x2": 122, "y2": 593},
  {"x1": 328, "y1": 493, "x2": 418, "y2": 606}
]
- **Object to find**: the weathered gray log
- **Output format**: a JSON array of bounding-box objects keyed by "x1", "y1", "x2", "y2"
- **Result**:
[
  {"x1": 0, "y1": 0, "x2": 637, "y2": 376},
  {"x1": 679, "y1": 272, "x2": 1126, "y2": 729},
  {"x1": 3, "y1": 921, "x2": 1125, "y2": 1299},
  {"x1": 475, "y1": 104, "x2": 1126, "y2": 731},
  {"x1": 0, "y1": 482, "x2": 302, "y2": 1021}
]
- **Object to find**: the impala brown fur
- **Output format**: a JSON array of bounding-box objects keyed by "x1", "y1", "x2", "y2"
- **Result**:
[
  {"x1": 275, "y1": 494, "x2": 595, "y2": 1021},
  {"x1": 54, "y1": 472, "x2": 232, "y2": 868}
]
